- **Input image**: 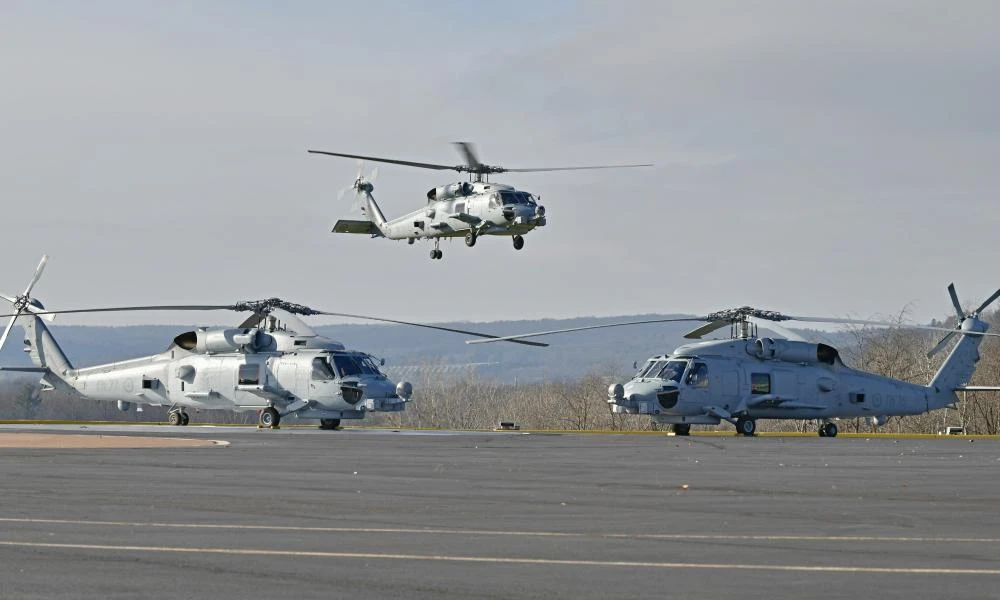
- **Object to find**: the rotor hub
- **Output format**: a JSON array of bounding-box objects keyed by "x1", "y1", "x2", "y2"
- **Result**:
[{"x1": 704, "y1": 306, "x2": 791, "y2": 323}]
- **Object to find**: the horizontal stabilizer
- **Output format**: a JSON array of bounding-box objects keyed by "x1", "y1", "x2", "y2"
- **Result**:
[
  {"x1": 0, "y1": 366, "x2": 49, "y2": 373},
  {"x1": 332, "y1": 220, "x2": 378, "y2": 235},
  {"x1": 955, "y1": 386, "x2": 1000, "y2": 392}
]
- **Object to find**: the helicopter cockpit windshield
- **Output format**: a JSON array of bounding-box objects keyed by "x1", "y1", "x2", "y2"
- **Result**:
[
  {"x1": 331, "y1": 353, "x2": 384, "y2": 378},
  {"x1": 498, "y1": 191, "x2": 537, "y2": 206},
  {"x1": 636, "y1": 359, "x2": 689, "y2": 382}
]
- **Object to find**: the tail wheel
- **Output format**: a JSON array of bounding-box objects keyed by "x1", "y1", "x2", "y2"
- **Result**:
[
  {"x1": 672, "y1": 424, "x2": 691, "y2": 436},
  {"x1": 736, "y1": 417, "x2": 756, "y2": 436},
  {"x1": 259, "y1": 407, "x2": 280, "y2": 429},
  {"x1": 512, "y1": 235, "x2": 524, "y2": 250}
]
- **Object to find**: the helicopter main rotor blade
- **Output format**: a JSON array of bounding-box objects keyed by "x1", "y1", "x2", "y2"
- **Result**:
[
  {"x1": 465, "y1": 318, "x2": 707, "y2": 345},
  {"x1": 746, "y1": 316, "x2": 806, "y2": 342},
  {"x1": 784, "y1": 314, "x2": 1000, "y2": 338},
  {"x1": 682, "y1": 319, "x2": 730, "y2": 340},
  {"x1": 504, "y1": 163, "x2": 653, "y2": 173},
  {"x1": 312, "y1": 311, "x2": 549, "y2": 347},
  {"x1": 0, "y1": 305, "x2": 236, "y2": 318},
  {"x1": 308, "y1": 150, "x2": 457, "y2": 172},
  {"x1": 452, "y1": 142, "x2": 483, "y2": 170}
]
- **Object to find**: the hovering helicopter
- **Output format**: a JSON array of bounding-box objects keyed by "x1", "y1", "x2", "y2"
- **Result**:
[
  {"x1": 464, "y1": 285, "x2": 1000, "y2": 437},
  {"x1": 308, "y1": 142, "x2": 651, "y2": 259},
  {"x1": 0, "y1": 256, "x2": 545, "y2": 429}
]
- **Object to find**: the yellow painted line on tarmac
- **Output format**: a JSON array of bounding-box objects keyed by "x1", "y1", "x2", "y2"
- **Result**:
[
  {"x1": 1, "y1": 517, "x2": 998, "y2": 544},
  {"x1": 1, "y1": 540, "x2": 998, "y2": 575}
]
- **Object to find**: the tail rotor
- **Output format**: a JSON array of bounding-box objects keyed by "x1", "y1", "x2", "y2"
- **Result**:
[
  {"x1": 927, "y1": 283, "x2": 1000, "y2": 358},
  {"x1": 337, "y1": 161, "x2": 379, "y2": 213},
  {"x1": 0, "y1": 255, "x2": 54, "y2": 352}
]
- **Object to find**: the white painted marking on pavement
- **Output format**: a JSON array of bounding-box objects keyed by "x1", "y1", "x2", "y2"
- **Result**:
[
  {"x1": 1, "y1": 540, "x2": 998, "y2": 574},
  {"x1": 0, "y1": 517, "x2": 997, "y2": 544}
]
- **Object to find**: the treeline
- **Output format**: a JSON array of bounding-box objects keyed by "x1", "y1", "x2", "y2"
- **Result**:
[{"x1": 1, "y1": 310, "x2": 998, "y2": 433}]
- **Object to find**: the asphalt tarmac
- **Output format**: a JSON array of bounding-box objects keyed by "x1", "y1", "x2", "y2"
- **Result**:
[{"x1": 0, "y1": 425, "x2": 998, "y2": 599}]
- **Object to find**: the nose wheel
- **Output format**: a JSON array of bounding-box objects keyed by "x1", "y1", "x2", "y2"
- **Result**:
[
  {"x1": 512, "y1": 235, "x2": 524, "y2": 250},
  {"x1": 465, "y1": 232, "x2": 477, "y2": 247},
  {"x1": 319, "y1": 418, "x2": 341, "y2": 430}
]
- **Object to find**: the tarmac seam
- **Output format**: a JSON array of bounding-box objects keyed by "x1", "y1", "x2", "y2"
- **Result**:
[
  {"x1": 1, "y1": 518, "x2": 997, "y2": 544},
  {"x1": 1, "y1": 540, "x2": 998, "y2": 574}
]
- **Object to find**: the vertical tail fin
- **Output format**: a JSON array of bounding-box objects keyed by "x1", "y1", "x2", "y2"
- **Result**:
[
  {"x1": 361, "y1": 188, "x2": 389, "y2": 236},
  {"x1": 22, "y1": 313, "x2": 73, "y2": 376}
]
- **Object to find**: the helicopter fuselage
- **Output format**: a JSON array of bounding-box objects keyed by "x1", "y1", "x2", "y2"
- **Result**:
[
  {"x1": 609, "y1": 338, "x2": 931, "y2": 427},
  {"x1": 381, "y1": 182, "x2": 545, "y2": 241}
]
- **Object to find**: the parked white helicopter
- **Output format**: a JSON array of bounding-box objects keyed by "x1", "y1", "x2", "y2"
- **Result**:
[
  {"x1": 309, "y1": 142, "x2": 651, "y2": 259},
  {"x1": 0, "y1": 256, "x2": 545, "y2": 429},
  {"x1": 465, "y1": 286, "x2": 1000, "y2": 436}
]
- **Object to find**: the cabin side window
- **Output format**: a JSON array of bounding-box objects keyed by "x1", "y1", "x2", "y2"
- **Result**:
[
  {"x1": 311, "y1": 358, "x2": 336, "y2": 381},
  {"x1": 686, "y1": 362, "x2": 709, "y2": 388},
  {"x1": 238, "y1": 364, "x2": 260, "y2": 386},
  {"x1": 751, "y1": 373, "x2": 770, "y2": 395}
]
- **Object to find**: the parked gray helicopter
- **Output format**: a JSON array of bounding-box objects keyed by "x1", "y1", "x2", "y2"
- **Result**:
[
  {"x1": 465, "y1": 285, "x2": 1000, "y2": 437},
  {"x1": 308, "y1": 142, "x2": 651, "y2": 259},
  {"x1": 0, "y1": 256, "x2": 544, "y2": 429}
]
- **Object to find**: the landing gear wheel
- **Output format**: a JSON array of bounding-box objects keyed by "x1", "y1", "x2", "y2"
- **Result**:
[
  {"x1": 180, "y1": 412, "x2": 190, "y2": 426},
  {"x1": 512, "y1": 235, "x2": 524, "y2": 250},
  {"x1": 736, "y1": 417, "x2": 756, "y2": 436},
  {"x1": 672, "y1": 424, "x2": 691, "y2": 436},
  {"x1": 319, "y1": 418, "x2": 341, "y2": 430},
  {"x1": 259, "y1": 407, "x2": 281, "y2": 429},
  {"x1": 820, "y1": 422, "x2": 838, "y2": 438},
  {"x1": 465, "y1": 232, "x2": 477, "y2": 247},
  {"x1": 167, "y1": 410, "x2": 182, "y2": 426}
]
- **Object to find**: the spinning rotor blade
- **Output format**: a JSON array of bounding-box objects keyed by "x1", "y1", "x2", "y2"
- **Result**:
[
  {"x1": 464, "y1": 318, "x2": 707, "y2": 345},
  {"x1": 453, "y1": 142, "x2": 483, "y2": 170},
  {"x1": 309, "y1": 150, "x2": 456, "y2": 171},
  {"x1": 504, "y1": 163, "x2": 653, "y2": 173},
  {"x1": 313, "y1": 311, "x2": 549, "y2": 347}
]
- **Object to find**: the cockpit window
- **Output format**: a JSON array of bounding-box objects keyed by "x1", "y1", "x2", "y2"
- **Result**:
[
  {"x1": 685, "y1": 362, "x2": 709, "y2": 388},
  {"x1": 638, "y1": 360, "x2": 666, "y2": 378},
  {"x1": 656, "y1": 360, "x2": 689, "y2": 383},
  {"x1": 311, "y1": 357, "x2": 336, "y2": 380},
  {"x1": 331, "y1": 353, "x2": 381, "y2": 377},
  {"x1": 498, "y1": 191, "x2": 537, "y2": 206}
]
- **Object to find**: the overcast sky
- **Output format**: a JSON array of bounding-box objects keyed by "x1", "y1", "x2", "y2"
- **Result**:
[{"x1": 1, "y1": 1, "x2": 998, "y2": 328}]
